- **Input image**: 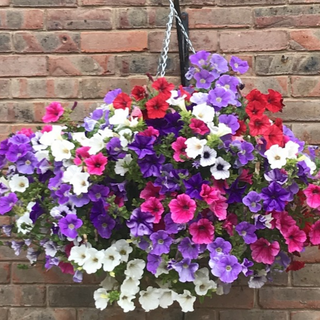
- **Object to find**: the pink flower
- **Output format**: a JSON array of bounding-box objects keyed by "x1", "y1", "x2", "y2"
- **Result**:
[
  {"x1": 169, "y1": 194, "x2": 196, "y2": 223},
  {"x1": 139, "y1": 126, "x2": 159, "y2": 138},
  {"x1": 222, "y1": 213, "x2": 238, "y2": 236},
  {"x1": 274, "y1": 211, "x2": 296, "y2": 235},
  {"x1": 284, "y1": 226, "x2": 307, "y2": 253},
  {"x1": 84, "y1": 152, "x2": 108, "y2": 175},
  {"x1": 131, "y1": 106, "x2": 143, "y2": 118},
  {"x1": 309, "y1": 221, "x2": 320, "y2": 245},
  {"x1": 200, "y1": 184, "x2": 219, "y2": 205},
  {"x1": 42, "y1": 102, "x2": 64, "y2": 123},
  {"x1": 238, "y1": 168, "x2": 253, "y2": 184},
  {"x1": 303, "y1": 184, "x2": 320, "y2": 208},
  {"x1": 250, "y1": 238, "x2": 280, "y2": 265},
  {"x1": 189, "y1": 218, "x2": 214, "y2": 244},
  {"x1": 141, "y1": 197, "x2": 164, "y2": 223},
  {"x1": 140, "y1": 181, "x2": 165, "y2": 200},
  {"x1": 74, "y1": 146, "x2": 91, "y2": 165},
  {"x1": 209, "y1": 194, "x2": 228, "y2": 220},
  {"x1": 189, "y1": 118, "x2": 209, "y2": 135},
  {"x1": 41, "y1": 125, "x2": 53, "y2": 133},
  {"x1": 17, "y1": 128, "x2": 33, "y2": 137},
  {"x1": 171, "y1": 137, "x2": 188, "y2": 162}
]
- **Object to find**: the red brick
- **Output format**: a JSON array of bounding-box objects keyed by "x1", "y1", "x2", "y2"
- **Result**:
[
  {"x1": 12, "y1": 0, "x2": 76, "y2": 6},
  {"x1": 291, "y1": 76, "x2": 320, "y2": 97},
  {"x1": 291, "y1": 311, "x2": 320, "y2": 320},
  {"x1": 13, "y1": 31, "x2": 80, "y2": 53},
  {"x1": 289, "y1": 0, "x2": 320, "y2": 3},
  {"x1": 12, "y1": 78, "x2": 80, "y2": 99},
  {"x1": 8, "y1": 308, "x2": 76, "y2": 320},
  {"x1": 47, "y1": 9, "x2": 112, "y2": 30},
  {"x1": 188, "y1": 8, "x2": 252, "y2": 28},
  {"x1": 148, "y1": 30, "x2": 219, "y2": 52},
  {"x1": 0, "y1": 56, "x2": 47, "y2": 77},
  {"x1": 254, "y1": 5, "x2": 320, "y2": 28},
  {"x1": 81, "y1": 31, "x2": 148, "y2": 53},
  {"x1": 220, "y1": 30, "x2": 288, "y2": 52},
  {"x1": 296, "y1": 246, "x2": 320, "y2": 263},
  {"x1": 78, "y1": 307, "x2": 146, "y2": 320},
  {"x1": 0, "y1": 0, "x2": 9, "y2": 5},
  {"x1": 0, "y1": 33, "x2": 11, "y2": 52},
  {"x1": 290, "y1": 29, "x2": 320, "y2": 50},
  {"x1": 0, "y1": 263, "x2": 10, "y2": 284},
  {"x1": 0, "y1": 80, "x2": 11, "y2": 99},
  {"x1": 292, "y1": 123, "x2": 320, "y2": 145},
  {"x1": 217, "y1": 0, "x2": 285, "y2": 4},
  {"x1": 0, "y1": 245, "x2": 27, "y2": 261},
  {"x1": 82, "y1": 0, "x2": 145, "y2": 4},
  {"x1": 0, "y1": 9, "x2": 44, "y2": 29},
  {"x1": 220, "y1": 310, "x2": 288, "y2": 320},
  {"x1": 0, "y1": 102, "x2": 34, "y2": 122},
  {"x1": 184, "y1": 309, "x2": 217, "y2": 320},
  {"x1": 0, "y1": 285, "x2": 46, "y2": 306},
  {"x1": 259, "y1": 287, "x2": 320, "y2": 309},
  {"x1": 48, "y1": 55, "x2": 115, "y2": 76}
]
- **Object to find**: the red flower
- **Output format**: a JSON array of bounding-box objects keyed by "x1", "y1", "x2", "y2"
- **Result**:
[
  {"x1": 246, "y1": 101, "x2": 266, "y2": 118},
  {"x1": 265, "y1": 89, "x2": 284, "y2": 113},
  {"x1": 235, "y1": 119, "x2": 247, "y2": 136},
  {"x1": 248, "y1": 115, "x2": 271, "y2": 136},
  {"x1": 146, "y1": 95, "x2": 169, "y2": 119},
  {"x1": 189, "y1": 118, "x2": 210, "y2": 135},
  {"x1": 263, "y1": 124, "x2": 284, "y2": 149},
  {"x1": 286, "y1": 260, "x2": 305, "y2": 272},
  {"x1": 131, "y1": 86, "x2": 147, "y2": 101},
  {"x1": 152, "y1": 77, "x2": 174, "y2": 98},
  {"x1": 246, "y1": 89, "x2": 267, "y2": 104},
  {"x1": 113, "y1": 92, "x2": 132, "y2": 110}
]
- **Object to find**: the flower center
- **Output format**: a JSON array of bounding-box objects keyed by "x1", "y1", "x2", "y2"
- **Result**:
[
  {"x1": 203, "y1": 151, "x2": 210, "y2": 159},
  {"x1": 19, "y1": 182, "x2": 25, "y2": 188},
  {"x1": 63, "y1": 149, "x2": 69, "y2": 154},
  {"x1": 216, "y1": 247, "x2": 222, "y2": 252},
  {"x1": 102, "y1": 223, "x2": 108, "y2": 228},
  {"x1": 216, "y1": 97, "x2": 222, "y2": 103},
  {"x1": 217, "y1": 164, "x2": 224, "y2": 171},
  {"x1": 183, "y1": 263, "x2": 189, "y2": 269},
  {"x1": 200, "y1": 79, "x2": 206, "y2": 84},
  {"x1": 25, "y1": 160, "x2": 31, "y2": 165},
  {"x1": 69, "y1": 223, "x2": 75, "y2": 230},
  {"x1": 274, "y1": 155, "x2": 281, "y2": 160},
  {"x1": 226, "y1": 265, "x2": 232, "y2": 271},
  {"x1": 158, "y1": 239, "x2": 164, "y2": 245}
]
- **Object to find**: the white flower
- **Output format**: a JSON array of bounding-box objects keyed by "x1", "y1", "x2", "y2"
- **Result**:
[
  {"x1": 117, "y1": 293, "x2": 136, "y2": 313},
  {"x1": 192, "y1": 103, "x2": 215, "y2": 123},
  {"x1": 16, "y1": 212, "x2": 33, "y2": 234},
  {"x1": 114, "y1": 239, "x2": 133, "y2": 262},
  {"x1": 265, "y1": 144, "x2": 288, "y2": 169},
  {"x1": 9, "y1": 174, "x2": 29, "y2": 193},
  {"x1": 207, "y1": 122, "x2": 232, "y2": 137},
  {"x1": 94, "y1": 288, "x2": 109, "y2": 310},
  {"x1": 124, "y1": 259, "x2": 146, "y2": 280},
  {"x1": 82, "y1": 248, "x2": 104, "y2": 274},
  {"x1": 158, "y1": 289, "x2": 177, "y2": 309},
  {"x1": 50, "y1": 205, "x2": 74, "y2": 219},
  {"x1": 83, "y1": 133, "x2": 105, "y2": 155},
  {"x1": 68, "y1": 244, "x2": 91, "y2": 266},
  {"x1": 102, "y1": 247, "x2": 122, "y2": 272},
  {"x1": 31, "y1": 132, "x2": 47, "y2": 152},
  {"x1": 155, "y1": 258, "x2": 169, "y2": 278},
  {"x1": 114, "y1": 154, "x2": 133, "y2": 176},
  {"x1": 302, "y1": 155, "x2": 316, "y2": 175},
  {"x1": 70, "y1": 172, "x2": 90, "y2": 195},
  {"x1": 200, "y1": 146, "x2": 217, "y2": 167},
  {"x1": 51, "y1": 139, "x2": 75, "y2": 161},
  {"x1": 139, "y1": 287, "x2": 161, "y2": 312},
  {"x1": 39, "y1": 125, "x2": 63, "y2": 146},
  {"x1": 195, "y1": 279, "x2": 217, "y2": 296},
  {"x1": 73, "y1": 132, "x2": 90, "y2": 146},
  {"x1": 62, "y1": 165, "x2": 82, "y2": 183},
  {"x1": 285, "y1": 141, "x2": 299, "y2": 159},
  {"x1": 185, "y1": 137, "x2": 207, "y2": 158},
  {"x1": 210, "y1": 157, "x2": 231, "y2": 180},
  {"x1": 34, "y1": 150, "x2": 50, "y2": 162},
  {"x1": 118, "y1": 128, "x2": 133, "y2": 147},
  {"x1": 195, "y1": 267, "x2": 210, "y2": 281},
  {"x1": 176, "y1": 290, "x2": 196, "y2": 313},
  {"x1": 166, "y1": 90, "x2": 187, "y2": 110},
  {"x1": 121, "y1": 276, "x2": 140, "y2": 295},
  {"x1": 109, "y1": 108, "x2": 129, "y2": 126},
  {"x1": 98, "y1": 127, "x2": 114, "y2": 139},
  {"x1": 190, "y1": 92, "x2": 209, "y2": 105},
  {"x1": 100, "y1": 275, "x2": 118, "y2": 291}
]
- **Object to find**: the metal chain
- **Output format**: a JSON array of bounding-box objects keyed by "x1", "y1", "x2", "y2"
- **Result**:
[{"x1": 156, "y1": 0, "x2": 195, "y2": 77}]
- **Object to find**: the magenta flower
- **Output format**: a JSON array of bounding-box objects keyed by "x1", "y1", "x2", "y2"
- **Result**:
[
  {"x1": 303, "y1": 184, "x2": 320, "y2": 209},
  {"x1": 58, "y1": 214, "x2": 83, "y2": 239},
  {"x1": 141, "y1": 197, "x2": 164, "y2": 223},
  {"x1": 189, "y1": 218, "x2": 214, "y2": 244},
  {"x1": 42, "y1": 102, "x2": 64, "y2": 123},
  {"x1": 250, "y1": 238, "x2": 280, "y2": 265},
  {"x1": 84, "y1": 153, "x2": 108, "y2": 176},
  {"x1": 168, "y1": 194, "x2": 196, "y2": 224},
  {"x1": 284, "y1": 226, "x2": 306, "y2": 253},
  {"x1": 309, "y1": 221, "x2": 320, "y2": 245}
]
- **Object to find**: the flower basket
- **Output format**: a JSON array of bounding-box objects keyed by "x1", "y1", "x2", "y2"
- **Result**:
[{"x1": 0, "y1": 50, "x2": 320, "y2": 313}]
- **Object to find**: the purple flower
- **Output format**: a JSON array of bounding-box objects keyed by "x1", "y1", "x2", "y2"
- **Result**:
[
  {"x1": 184, "y1": 173, "x2": 208, "y2": 200},
  {"x1": 210, "y1": 255, "x2": 242, "y2": 283},
  {"x1": 16, "y1": 152, "x2": 38, "y2": 174},
  {"x1": 264, "y1": 169, "x2": 288, "y2": 185},
  {"x1": 92, "y1": 214, "x2": 116, "y2": 239},
  {"x1": 229, "y1": 56, "x2": 249, "y2": 74},
  {"x1": 185, "y1": 66, "x2": 196, "y2": 80},
  {"x1": 55, "y1": 184, "x2": 72, "y2": 205},
  {"x1": 88, "y1": 184, "x2": 110, "y2": 203},
  {"x1": 91, "y1": 109, "x2": 104, "y2": 121},
  {"x1": 219, "y1": 114, "x2": 240, "y2": 135},
  {"x1": 11, "y1": 240, "x2": 24, "y2": 256},
  {"x1": 226, "y1": 179, "x2": 247, "y2": 204},
  {"x1": 2, "y1": 224, "x2": 12, "y2": 236},
  {"x1": 189, "y1": 50, "x2": 210, "y2": 68},
  {"x1": 207, "y1": 237, "x2": 232, "y2": 259},
  {"x1": 207, "y1": 87, "x2": 232, "y2": 111},
  {"x1": 106, "y1": 137, "x2": 126, "y2": 161},
  {"x1": 210, "y1": 54, "x2": 229, "y2": 77},
  {"x1": 73, "y1": 270, "x2": 83, "y2": 283},
  {"x1": 150, "y1": 230, "x2": 173, "y2": 255},
  {"x1": 138, "y1": 154, "x2": 165, "y2": 178},
  {"x1": 104, "y1": 88, "x2": 122, "y2": 104},
  {"x1": 30, "y1": 202, "x2": 44, "y2": 223},
  {"x1": 164, "y1": 213, "x2": 183, "y2": 234},
  {"x1": 287, "y1": 182, "x2": 299, "y2": 201},
  {"x1": 126, "y1": 208, "x2": 154, "y2": 237},
  {"x1": 235, "y1": 221, "x2": 257, "y2": 244},
  {"x1": 194, "y1": 69, "x2": 216, "y2": 89},
  {"x1": 147, "y1": 253, "x2": 162, "y2": 274},
  {"x1": 261, "y1": 182, "x2": 291, "y2": 212},
  {"x1": 273, "y1": 251, "x2": 291, "y2": 269},
  {"x1": 216, "y1": 75, "x2": 240, "y2": 92},
  {"x1": 178, "y1": 237, "x2": 200, "y2": 260},
  {"x1": 69, "y1": 193, "x2": 90, "y2": 207},
  {"x1": 6, "y1": 144, "x2": 30, "y2": 162},
  {"x1": 58, "y1": 214, "x2": 83, "y2": 239},
  {"x1": 243, "y1": 191, "x2": 262, "y2": 213},
  {"x1": 0, "y1": 139, "x2": 10, "y2": 155},
  {"x1": 128, "y1": 134, "x2": 155, "y2": 159},
  {"x1": 9, "y1": 134, "x2": 30, "y2": 145},
  {"x1": 241, "y1": 258, "x2": 254, "y2": 277},
  {"x1": 0, "y1": 193, "x2": 18, "y2": 215},
  {"x1": 45, "y1": 255, "x2": 60, "y2": 270},
  {"x1": 172, "y1": 258, "x2": 199, "y2": 283}
]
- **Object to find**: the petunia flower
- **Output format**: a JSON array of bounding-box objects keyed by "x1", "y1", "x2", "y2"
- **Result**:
[
  {"x1": 42, "y1": 101, "x2": 64, "y2": 123},
  {"x1": 250, "y1": 238, "x2": 280, "y2": 265},
  {"x1": 168, "y1": 194, "x2": 196, "y2": 224},
  {"x1": 189, "y1": 218, "x2": 214, "y2": 244}
]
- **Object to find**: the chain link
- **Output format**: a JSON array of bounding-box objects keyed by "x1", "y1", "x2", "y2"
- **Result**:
[{"x1": 156, "y1": 0, "x2": 195, "y2": 77}]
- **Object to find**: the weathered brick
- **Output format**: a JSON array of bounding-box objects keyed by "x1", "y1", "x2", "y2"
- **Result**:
[
  {"x1": 259, "y1": 287, "x2": 320, "y2": 309},
  {"x1": 0, "y1": 9, "x2": 43, "y2": 29},
  {"x1": 292, "y1": 123, "x2": 320, "y2": 144},
  {"x1": 146, "y1": 308, "x2": 183, "y2": 320},
  {"x1": 291, "y1": 311, "x2": 320, "y2": 320},
  {"x1": 78, "y1": 308, "x2": 147, "y2": 320},
  {"x1": 184, "y1": 309, "x2": 217, "y2": 320},
  {"x1": 47, "y1": 9, "x2": 112, "y2": 30},
  {"x1": 220, "y1": 30, "x2": 288, "y2": 52},
  {"x1": 48, "y1": 55, "x2": 115, "y2": 76},
  {"x1": 242, "y1": 76, "x2": 289, "y2": 97},
  {"x1": 0, "y1": 56, "x2": 47, "y2": 77},
  {"x1": 292, "y1": 264, "x2": 320, "y2": 286},
  {"x1": 0, "y1": 33, "x2": 11, "y2": 52},
  {"x1": 296, "y1": 246, "x2": 320, "y2": 263},
  {"x1": 13, "y1": 31, "x2": 80, "y2": 53},
  {"x1": 220, "y1": 310, "x2": 288, "y2": 320},
  {"x1": 116, "y1": 8, "x2": 148, "y2": 29},
  {"x1": 0, "y1": 285, "x2": 46, "y2": 306},
  {"x1": 82, "y1": 0, "x2": 145, "y2": 5},
  {"x1": 81, "y1": 31, "x2": 148, "y2": 53},
  {"x1": 217, "y1": 0, "x2": 285, "y2": 4},
  {"x1": 0, "y1": 0, "x2": 9, "y2": 6},
  {"x1": 0, "y1": 101, "x2": 42, "y2": 123},
  {"x1": 291, "y1": 76, "x2": 320, "y2": 97},
  {"x1": 289, "y1": 0, "x2": 320, "y2": 3},
  {"x1": 148, "y1": 0, "x2": 215, "y2": 5},
  {"x1": 48, "y1": 285, "x2": 97, "y2": 307},
  {"x1": 0, "y1": 80, "x2": 11, "y2": 98},
  {"x1": 148, "y1": 30, "x2": 219, "y2": 52},
  {"x1": 0, "y1": 262, "x2": 10, "y2": 283},
  {"x1": 8, "y1": 308, "x2": 76, "y2": 320},
  {"x1": 254, "y1": 5, "x2": 320, "y2": 28},
  {"x1": 256, "y1": 53, "x2": 320, "y2": 75},
  {"x1": 188, "y1": 8, "x2": 252, "y2": 28},
  {"x1": 12, "y1": 78, "x2": 80, "y2": 99},
  {"x1": 290, "y1": 29, "x2": 320, "y2": 50},
  {"x1": 12, "y1": 0, "x2": 76, "y2": 6}
]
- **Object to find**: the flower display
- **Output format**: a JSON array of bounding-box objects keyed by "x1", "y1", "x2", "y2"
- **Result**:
[{"x1": 0, "y1": 50, "x2": 320, "y2": 313}]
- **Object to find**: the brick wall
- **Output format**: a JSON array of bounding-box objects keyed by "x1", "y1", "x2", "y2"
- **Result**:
[{"x1": 0, "y1": 0, "x2": 320, "y2": 319}]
